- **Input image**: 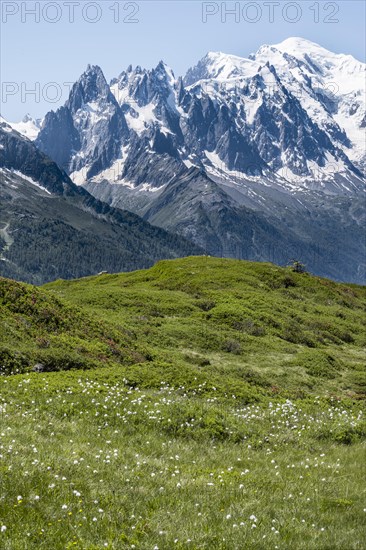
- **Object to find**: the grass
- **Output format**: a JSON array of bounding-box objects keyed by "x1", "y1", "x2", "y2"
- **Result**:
[
  {"x1": 44, "y1": 256, "x2": 366, "y2": 399},
  {"x1": 0, "y1": 370, "x2": 365, "y2": 549},
  {"x1": 0, "y1": 256, "x2": 365, "y2": 548}
]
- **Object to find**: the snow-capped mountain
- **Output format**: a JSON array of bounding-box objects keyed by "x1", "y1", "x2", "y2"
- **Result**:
[
  {"x1": 34, "y1": 37, "x2": 365, "y2": 196},
  {"x1": 35, "y1": 65, "x2": 129, "y2": 182},
  {"x1": 256, "y1": 38, "x2": 365, "y2": 166},
  {"x1": 10, "y1": 38, "x2": 365, "y2": 283},
  {"x1": 183, "y1": 38, "x2": 365, "y2": 186}
]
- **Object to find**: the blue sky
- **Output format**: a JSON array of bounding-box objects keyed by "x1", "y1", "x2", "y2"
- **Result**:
[{"x1": 1, "y1": 0, "x2": 365, "y2": 120}]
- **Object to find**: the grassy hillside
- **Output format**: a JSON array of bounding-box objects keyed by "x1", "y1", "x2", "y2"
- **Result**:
[
  {"x1": 0, "y1": 257, "x2": 365, "y2": 549},
  {"x1": 43, "y1": 256, "x2": 366, "y2": 400},
  {"x1": 0, "y1": 277, "x2": 150, "y2": 376}
]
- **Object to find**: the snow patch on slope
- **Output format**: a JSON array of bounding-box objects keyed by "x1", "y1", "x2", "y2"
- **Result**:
[
  {"x1": 8, "y1": 114, "x2": 42, "y2": 141},
  {"x1": 3, "y1": 168, "x2": 52, "y2": 194}
]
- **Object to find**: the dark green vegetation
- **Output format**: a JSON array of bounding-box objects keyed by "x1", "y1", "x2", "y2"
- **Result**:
[
  {"x1": 0, "y1": 171, "x2": 199, "y2": 285},
  {"x1": 1, "y1": 257, "x2": 365, "y2": 548},
  {"x1": 0, "y1": 275, "x2": 147, "y2": 376},
  {"x1": 0, "y1": 123, "x2": 201, "y2": 285}
]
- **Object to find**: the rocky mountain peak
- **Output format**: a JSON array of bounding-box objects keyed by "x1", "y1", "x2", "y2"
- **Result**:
[
  {"x1": 30, "y1": 38, "x2": 366, "y2": 189},
  {"x1": 66, "y1": 64, "x2": 115, "y2": 114}
]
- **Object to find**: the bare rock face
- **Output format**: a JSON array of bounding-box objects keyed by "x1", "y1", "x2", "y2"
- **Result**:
[
  {"x1": 32, "y1": 363, "x2": 45, "y2": 373},
  {"x1": 37, "y1": 65, "x2": 129, "y2": 180}
]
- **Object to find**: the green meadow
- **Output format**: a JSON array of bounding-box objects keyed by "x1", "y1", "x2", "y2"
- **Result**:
[{"x1": 0, "y1": 257, "x2": 365, "y2": 548}]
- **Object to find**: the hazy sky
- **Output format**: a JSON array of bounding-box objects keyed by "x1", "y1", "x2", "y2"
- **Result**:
[{"x1": 1, "y1": 0, "x2": 365, "y2": 120}]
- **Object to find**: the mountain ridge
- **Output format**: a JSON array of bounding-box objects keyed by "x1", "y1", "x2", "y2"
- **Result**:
[
  {"x1": 0, "y1": 120, "x2": 202, "y2": 284},
  {"x1": 31, "y1": 37, "x2": 366, "y2": 187},
  {"x1": 3, "y1": 38, "x2": 365, "y2": 283}
]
